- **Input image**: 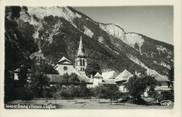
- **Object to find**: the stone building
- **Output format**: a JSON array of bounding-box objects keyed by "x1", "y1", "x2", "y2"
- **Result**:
[{"x1": 75, "y1": 36, "x2": 87, "y2": 76}]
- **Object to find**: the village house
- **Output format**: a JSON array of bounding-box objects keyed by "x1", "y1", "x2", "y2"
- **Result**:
[
  {"x1": 87, "y1": 72, "x2": 104, "y2": 88},
  {"x1": 12, "y1": 66, "x2": 32, "y2": 81},
  {"x1": 114, "y1": 69, "x2": 133, "y2": 93},
  {"x1": 142, "y1": 72, "x2": 172, "y2": 97},
  {"x1": 47, "y1": 36, "x2": 91, "y2": 85},
  {"x1": 154, "y1": 75, "x2": 172, "y2": 92}
]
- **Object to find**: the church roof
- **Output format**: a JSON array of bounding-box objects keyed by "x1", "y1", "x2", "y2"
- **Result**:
[
  {"x1": 77, "y1": 36, "x2": 85, "y2": 57},
  {"x1": 57, "y1": 56, "x2": 72, "y2": 65},
  {"x1": 115, "y1": 69, "x2": 133, "y2": 82}
]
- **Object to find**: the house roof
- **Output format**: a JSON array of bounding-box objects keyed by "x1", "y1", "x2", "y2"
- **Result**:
[
  {"x1": 14, "y1": 68, "x2": 20, "y2": 72},
  {"x1": 94, "y1": 72, "x2": 102, "y2": 78},
  {"x1": 154, "y1": 76, "x2": 169, "y2": 82},
  {"x1": 146, "y1": 69, "x2": 169, "y2": 82},
  {"x1": 30, "y1": 49, "x2": 45, "y2": 60},
  {"x1": 102, "y1": 70, "x2": 117, "y2": 80},
  {"x1": 155, "y1": 86, "x2": 172, "y2": 91},
  {"x1": 115, "y1": 69, "x2": 133, "y2": 82}
]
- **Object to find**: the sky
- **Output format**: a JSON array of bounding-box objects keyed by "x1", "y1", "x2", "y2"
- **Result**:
[{"x1": 74, "y1": 6, "x2": 173, "y2": 44}]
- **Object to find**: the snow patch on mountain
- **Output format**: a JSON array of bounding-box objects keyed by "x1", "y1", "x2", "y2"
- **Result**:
[
  {"x1": 153, "y1": 60, "x2": 171, "y2": 69},
  {"x1": 127, "y1": 54, "x2": 169, "y2": 80},
  {"x1": 160, "y1": 62, "x2": 171, "y2": 69},
  {"x1": 125, "y1": 33, "x2": 144, "y2": 53},
  {"x1": 83, "y1": 26, "x2": 94, "y2": 38},
  {"x1": 99, "y1": 23, "x2": 125, "y2": 40},
  {"x1": 98, "y1": 36, "x2": 104, "y2": 43},
  {"x1": 156, "y1": 45, "x2": 167, "y2": 54}
]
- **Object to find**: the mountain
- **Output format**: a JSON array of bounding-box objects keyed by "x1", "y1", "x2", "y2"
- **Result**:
[{"x1": 17, "y1": 6, "x2": 173, "y2": 80}]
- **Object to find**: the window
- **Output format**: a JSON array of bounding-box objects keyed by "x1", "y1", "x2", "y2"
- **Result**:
[
  {"x1": 80, "y1": 68, "x2": 84, "y2": 71},
  {"x1": 80, "y1": 59, "x2": 82, "y2": 66},
  {"x1": 63, "y1": 66, "x2": 68, "y2": 71},
  {"x1": 83, "y1": 59, "x2": 85, "y2": 66}
]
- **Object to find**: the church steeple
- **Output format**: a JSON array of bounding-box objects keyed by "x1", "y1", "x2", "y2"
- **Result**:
[
  {"x1": 75, "y1": 36, "x2": 87, "y2": 75},
  {"x1": 77, "y1": 36, "x2": 85, "y2": 57}
]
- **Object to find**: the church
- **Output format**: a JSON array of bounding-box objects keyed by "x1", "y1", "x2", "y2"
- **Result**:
[
  {"x1": 55, "y1": 36, "x2": 88, "y2": 77},
  {"x1": 54, "y1": 36, "x2": 105, "y2": 87},
  {"x1": 74, "y1": 36, "x2": 87, "y2": 76}
]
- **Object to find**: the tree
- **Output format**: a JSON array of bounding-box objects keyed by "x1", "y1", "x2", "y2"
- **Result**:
[
  {"x1": 30, "y1": 72, "x2": 50, "y2": 98},
  {"x1": 55, "y1": 85, "x2": 91, "y2": 98},
  {"x1": 77, "y1": 85, "x2": 91, "y2": 97},
  {"x1": 62, "y1": 73, "x2": 69, "y2": 84},
  {"x1": 125, "y1": 75, "x2": 157, "y2": 104},
  {"x1": 18, "y1": 65, "x2": 28, "y2": 87},
  {"x1": 39, "y1": 63, "x2": 58, "y2": 74},
  {"x1": 85, "y1": 61, "x2": 101, "y2": 77},
  {"x1": 30, "y1": 60, "x2": 51, "y2": 98},
  {"x1": 68, "y1": 73, "x2": 80, "y2": 84}
]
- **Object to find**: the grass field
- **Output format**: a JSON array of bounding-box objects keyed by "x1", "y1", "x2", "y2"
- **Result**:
[{"x1": 6, "y1": 98, "x2": 173, "y2": 109}]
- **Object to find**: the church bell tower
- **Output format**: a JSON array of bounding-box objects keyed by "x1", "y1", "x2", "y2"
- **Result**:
[{"x1": 75, "y1": 36, "x2": 87, "y2": 75}]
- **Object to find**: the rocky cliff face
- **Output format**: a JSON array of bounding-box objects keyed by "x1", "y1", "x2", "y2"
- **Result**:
[{"x1": 16, "y1": 6, "x2": 173, "y2": 79}]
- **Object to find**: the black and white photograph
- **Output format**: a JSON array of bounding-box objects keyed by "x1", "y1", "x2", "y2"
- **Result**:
[{"x1": 4, "y1": 5, "x2": 175, "y2": 109}]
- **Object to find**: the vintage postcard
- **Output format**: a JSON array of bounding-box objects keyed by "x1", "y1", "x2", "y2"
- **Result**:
[{"x1": 0, "y1": 0, "x2": 181, "y2": 117}]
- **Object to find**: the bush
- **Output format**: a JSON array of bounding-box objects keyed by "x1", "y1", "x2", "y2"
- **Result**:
[
  {"x1": 53, "y1": 85, "x2": 91, "y2": 98},
  {"x1": 68, "y1": 73, "x2": 80, "y2": 84},
  {"x1": 30, "y1": 73, "x2": 50, "y2": 98},
  {"x1": 62, "y1": 73, "x2": 81, "y2": 84},
  {"x1": 93, "y1": 84, "x2": 121, "y2": 103},
  {"x1": 13, "y1": 87, "x2": 33, "y2": 100}
]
